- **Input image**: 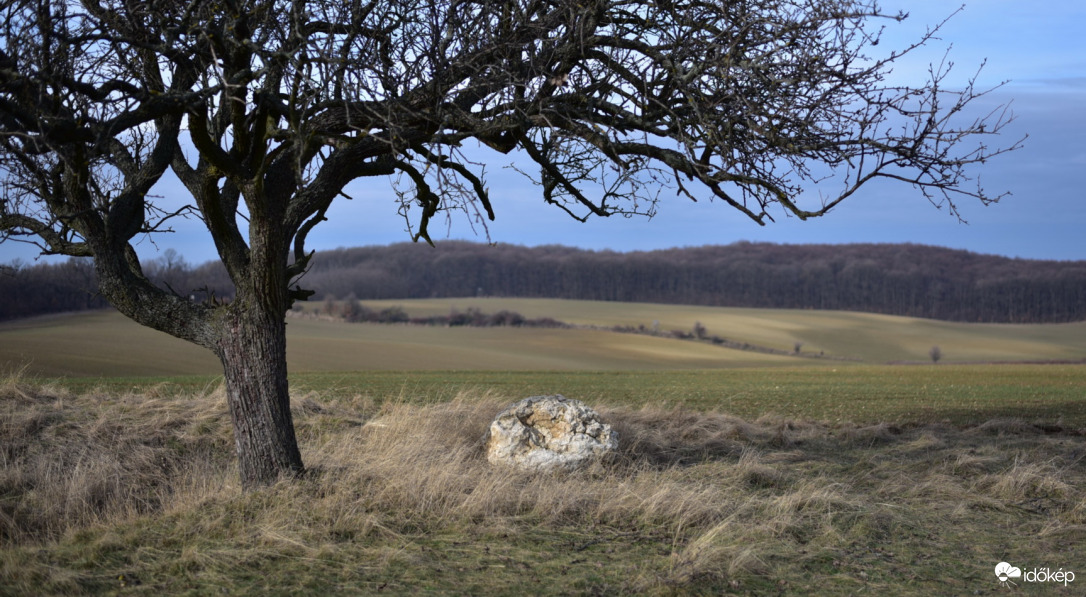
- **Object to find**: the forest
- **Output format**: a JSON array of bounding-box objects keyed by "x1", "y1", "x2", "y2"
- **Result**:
[{"x1": 3, "y1": 242, "x2": 1085, "y2": 323}]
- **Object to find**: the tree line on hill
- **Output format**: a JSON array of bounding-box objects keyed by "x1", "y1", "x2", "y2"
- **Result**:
[
  {"x1": 3, "y1": 242, "x2": 1085, "y2": 323},
  {"x1": 0, "y1": 249, "x2": 224, "y2": 322}
]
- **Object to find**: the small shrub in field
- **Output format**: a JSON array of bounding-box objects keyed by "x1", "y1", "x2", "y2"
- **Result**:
[
  {"x1": 377, "y1": 306, "x2": 409, "y2": 323},
  {"x1": 340, "y1": 297, "x2": 372, "y2": 322},
  {"x1": 487, "y1": 310, "x2": 525, "y2": 327},
  {"x1": 322, "y1": 294, "x2": 338, "y2": 316}
]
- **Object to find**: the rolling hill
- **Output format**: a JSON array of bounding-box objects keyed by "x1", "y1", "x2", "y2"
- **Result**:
[{"x1": 3, "y1": 298, "x2": 1085, "y2": 377}]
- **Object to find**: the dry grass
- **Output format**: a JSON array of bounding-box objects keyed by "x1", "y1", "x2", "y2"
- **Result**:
[
  {"x1": 2, "y1": 371, "x2": 1084, "y2": 595},
  {"x1": 0, "y1": 370, "x2": 234, "y2": 544}
]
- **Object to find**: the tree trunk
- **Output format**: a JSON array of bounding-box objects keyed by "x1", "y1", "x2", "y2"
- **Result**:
[{"x1": 217, "y1": 302, "x2": 304, "y2": 488}]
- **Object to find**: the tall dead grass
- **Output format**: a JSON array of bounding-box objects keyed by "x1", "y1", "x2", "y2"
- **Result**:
[
  {"x1": 0, "y1": 371, "x2": 235, "y2": 543},
  {"x1": 3, "y1": 372, "x2": 1085, "y2": 594}
]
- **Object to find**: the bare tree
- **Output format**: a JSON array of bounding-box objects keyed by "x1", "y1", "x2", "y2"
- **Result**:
[{"x1": 0, "y1": 0, "x2": 1018, "y2": 487}]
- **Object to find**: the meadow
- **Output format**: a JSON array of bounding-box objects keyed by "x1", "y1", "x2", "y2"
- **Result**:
[{"x1": 1, "y1": 301, "x2": 1085, "y2": 595}]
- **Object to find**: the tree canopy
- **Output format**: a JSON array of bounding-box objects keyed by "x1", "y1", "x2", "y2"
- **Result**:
[{"x1": 0, "y1": 0, "x2": 1019, "y2": 486}]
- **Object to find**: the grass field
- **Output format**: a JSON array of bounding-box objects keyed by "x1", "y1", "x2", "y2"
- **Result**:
[
  {"x1": 3, "y1": 299, "x2": 1086, "y2": 378},
  {"x1": 0, "y1": 309, "x2": 807, "y2": 377},
  {"x1": 2, "y1": 302, "x2": 1084, "y2": 594},
  {"x1": 356, "y1": 297, "x2": 1086, "y2": 364},
  {"x1": 2, "y1": 369, "x2": 1084, "y2": 596},
  {"x1": 39, "y1": 365, "x2": 1086, "y2": 429}
]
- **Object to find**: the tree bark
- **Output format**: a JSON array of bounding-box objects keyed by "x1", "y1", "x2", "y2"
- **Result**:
[{"x1": 216, "y1": 301, "x2": 304, "y2": 488}]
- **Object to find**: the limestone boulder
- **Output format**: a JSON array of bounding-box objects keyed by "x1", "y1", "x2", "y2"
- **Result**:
[{"x1": 485, "y1": 395, "x2": 618, "y2": 471}]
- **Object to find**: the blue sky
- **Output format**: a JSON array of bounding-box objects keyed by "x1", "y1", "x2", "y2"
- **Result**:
[{"x1": 3, "y1": 1, "x2": 1083, "y2": 266}]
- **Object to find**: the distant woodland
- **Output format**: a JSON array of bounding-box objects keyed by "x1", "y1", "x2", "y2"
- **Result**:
[{"x1": 3, "y1": 242, "x2": 1085, "y2": 323}]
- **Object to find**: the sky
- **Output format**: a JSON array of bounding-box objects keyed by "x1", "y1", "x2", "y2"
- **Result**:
[{"x1": 3, "y1": 0, "x2": 1084, "y2": 267}]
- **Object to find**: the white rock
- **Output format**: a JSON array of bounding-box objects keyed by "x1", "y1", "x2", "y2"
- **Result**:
[{"x1": 485, "y1": 395, "x2": 618, "y2": 471}]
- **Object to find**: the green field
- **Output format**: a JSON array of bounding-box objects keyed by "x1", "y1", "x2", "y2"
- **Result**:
[{"x1": 35, "y1": 366, "x2": 1085, "y2": 429}]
